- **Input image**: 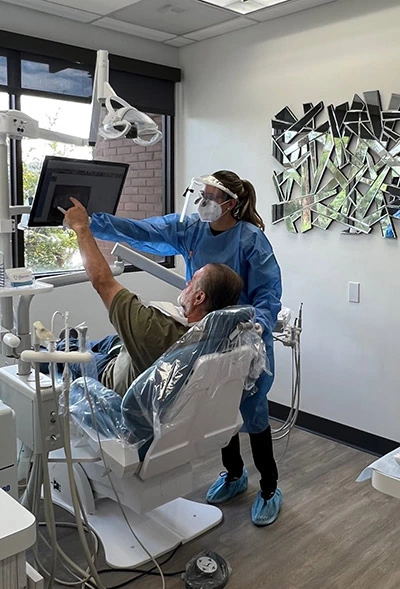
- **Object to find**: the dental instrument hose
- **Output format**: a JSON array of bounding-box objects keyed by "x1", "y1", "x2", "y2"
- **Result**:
[
  {"x1": 49, "y1": 361, "x2": 97, "y2": 586},
  {"x1": 33, "y1": 360, "x2": 58, "y2": 589},
  {"x1": 61, "y1": 366, "x2": 107, "y2": 589},
  {"x1": 271, "y1": 304, "x2": 302, "y2": 444},
  {"x1": 272, "y1": 340, "x2": 301, "y2": 440},
  {"x1": 28, "y1": 346, "x2": 101, "y2": 586}
]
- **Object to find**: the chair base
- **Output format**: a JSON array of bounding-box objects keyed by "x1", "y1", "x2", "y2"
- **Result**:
[{"x1": 55, "y1": 494, "x2": 223, "y2": 568}]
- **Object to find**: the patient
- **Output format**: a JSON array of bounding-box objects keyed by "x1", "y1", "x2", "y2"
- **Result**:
[{"x1": 60, "y1": 198, "x2": 244, "y2": 397}]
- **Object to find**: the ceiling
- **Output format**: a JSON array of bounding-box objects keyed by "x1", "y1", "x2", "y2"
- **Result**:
[{"x1": 0, "y1": 0, "x2": 337, "y2": 47}]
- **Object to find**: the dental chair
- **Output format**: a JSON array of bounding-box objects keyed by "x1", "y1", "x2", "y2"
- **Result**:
[{"x1": 48, "y1": 306, "x2": 266, "y2": 568}]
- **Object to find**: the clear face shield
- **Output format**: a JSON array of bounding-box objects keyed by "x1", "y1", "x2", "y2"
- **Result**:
[{"x1": 179, "y1": 175, "x2": 238, "y2": 223}]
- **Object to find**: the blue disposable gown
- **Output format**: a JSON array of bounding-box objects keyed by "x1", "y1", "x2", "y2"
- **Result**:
[{"x1": 90, "y1": 212, "x2": 282, "y2": 433}]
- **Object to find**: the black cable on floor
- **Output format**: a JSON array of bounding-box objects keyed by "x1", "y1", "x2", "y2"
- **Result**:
[{"x1": 86, "y1": 544, "x2": 185, "y2": 589}]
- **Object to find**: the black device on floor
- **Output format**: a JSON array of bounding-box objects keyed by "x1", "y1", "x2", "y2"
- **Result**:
[{"x1": 184, "y1": 550, "x2": 231, "y2": 588}]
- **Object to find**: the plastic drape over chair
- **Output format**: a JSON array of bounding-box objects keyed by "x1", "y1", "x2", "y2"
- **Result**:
[{"x1": 68, "y1": 306, "x2": 267, "y2": 460}]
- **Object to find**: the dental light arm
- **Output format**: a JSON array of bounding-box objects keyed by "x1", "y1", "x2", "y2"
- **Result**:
[
  {"x1": 0, "y1": 53, "x2": 161, "y2": 148},
  {"x1": 112, "y1": 243, "x2": 186, "y2": 290},
  {"x1": 0, "y1": 111, "x2": 87, "y2": 146}
]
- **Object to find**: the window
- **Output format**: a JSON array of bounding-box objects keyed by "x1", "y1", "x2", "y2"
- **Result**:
[
  {"x1": 21, "y1": 95, "x2": 92, "y2": 273},
  {"x1": 0, "y1": 56, "x2": 7, "y2": 86},
  {"x1": 0, "y1": 92, "x2": 8, "y2": 109},
  {"x1": 21, "y1": 56, "x2": 92, "y2": 98},
  {"x1": 0, "y1": 39, "x2": 178, "y2": 275}
]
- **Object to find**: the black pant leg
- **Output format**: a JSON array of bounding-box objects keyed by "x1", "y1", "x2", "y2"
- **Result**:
[
  {"x1": 221, "y1": 433, "x2": 244, "y2": 479},
  {"x1": 249, "y1": 425, "x2": 278, "y2": 499}
]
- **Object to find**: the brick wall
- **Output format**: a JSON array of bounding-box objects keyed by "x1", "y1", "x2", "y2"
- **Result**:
[{"x1": 93, "y1": 114, "x2": 164, "y2": 263}]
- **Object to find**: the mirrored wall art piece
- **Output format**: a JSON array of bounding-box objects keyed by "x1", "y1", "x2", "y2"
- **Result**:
[{"x1": 271, "y1": 92, "x2": 400, "y2": 238}]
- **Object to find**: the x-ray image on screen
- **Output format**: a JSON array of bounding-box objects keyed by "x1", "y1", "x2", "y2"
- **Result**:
[
  {"x1": 28, "y1": 156, "x2": 129, "y2": 227},
  {"x1": 47, "y1": 184, "x2": 91, "y2": 225}
]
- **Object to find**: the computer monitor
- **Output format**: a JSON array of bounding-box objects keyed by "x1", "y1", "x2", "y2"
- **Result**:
[{"x1": 28, "y1": 156, "x2": 129, "y2": 227}]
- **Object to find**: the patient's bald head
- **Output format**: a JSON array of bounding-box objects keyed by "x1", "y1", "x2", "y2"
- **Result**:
[{"x1": 179, "y1": 263, "x2": 243, "y2": 322}]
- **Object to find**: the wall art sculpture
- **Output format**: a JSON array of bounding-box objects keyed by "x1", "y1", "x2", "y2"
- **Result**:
[{"x1": 271, "y1": 92, "x2": 400, "y2": 238}]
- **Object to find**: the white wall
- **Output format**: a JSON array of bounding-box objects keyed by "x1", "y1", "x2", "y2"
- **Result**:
[
  {"x1": 0, "y1": 2, "x2": 179, "y2": 67},
  {"x1": 176, "y1": 0, "x2": 400, "y2": 441}
]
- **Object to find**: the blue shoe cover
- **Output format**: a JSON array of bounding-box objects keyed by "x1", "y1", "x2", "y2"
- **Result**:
[
  {"x1": 251, "y1": 488, "x2": 282, "y2": 526},
  {"x1": 206, "y1": 469, "x2": 248, "y2": 504}
]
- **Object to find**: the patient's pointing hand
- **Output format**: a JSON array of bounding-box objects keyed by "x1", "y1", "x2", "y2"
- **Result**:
[{"x1": 62, "y1": 197, "x2": 90, "y2": 232}]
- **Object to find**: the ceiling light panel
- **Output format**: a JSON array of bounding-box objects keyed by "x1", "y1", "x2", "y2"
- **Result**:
[
  {"x1": 45, "y1": 0, "x2": 141, "y2": 16},
  {"x1": 112, "y1": 0, "x2": 236, "y2": 36},
  {"x1": 0, "y1": 0, "x2": 98, "y2": 21},
  {"x1": 199, "y1": 0, "x2": 336, "y2": 16},
  {"x1": 94, "y1": 17, "x2": 176, "y2": 41},
  {"x1": 199, "y1": 0, "x2": 290, "y2": 14}
]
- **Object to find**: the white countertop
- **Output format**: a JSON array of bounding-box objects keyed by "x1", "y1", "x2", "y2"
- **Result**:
[{"x1": 0, "y1": 490, "x2": 36, "y2": 560}]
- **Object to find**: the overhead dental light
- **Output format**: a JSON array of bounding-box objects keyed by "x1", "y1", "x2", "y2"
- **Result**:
[
  {"x1": 90, "y1": 50, "x2": 162, "y2": 146},
  {"x1": 99, "y1": 95, "x2": 162, "y2": 145},
  {"x1": 90, "y1": 51, "x2": 161, "y2": 146}
]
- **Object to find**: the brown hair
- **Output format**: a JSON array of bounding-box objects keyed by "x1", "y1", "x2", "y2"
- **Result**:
[
  {"x1": 196, "y1": 263, "x2": 243, "y2": 313},
  {"x1": 212, "y1": 170, "x2": 265, "y2": 231}
]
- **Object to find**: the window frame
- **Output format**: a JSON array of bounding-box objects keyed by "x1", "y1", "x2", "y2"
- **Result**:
[{"x1": 0, "y1": 42, "x2": 178, "y2": 275}]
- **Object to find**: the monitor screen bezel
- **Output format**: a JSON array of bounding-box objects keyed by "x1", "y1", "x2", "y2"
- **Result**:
[{"x1": 28, "y1": 155, "x2": 130, "y2": 228}]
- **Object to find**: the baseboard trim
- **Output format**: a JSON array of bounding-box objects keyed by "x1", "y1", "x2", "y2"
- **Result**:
[{"x1": 269, "y1": 401, "x2": 399, "y2": 457}]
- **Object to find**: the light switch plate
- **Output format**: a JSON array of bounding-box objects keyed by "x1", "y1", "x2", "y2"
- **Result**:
[{"x1": 348, "y1": 281, "x2": 360, "y2": 303}]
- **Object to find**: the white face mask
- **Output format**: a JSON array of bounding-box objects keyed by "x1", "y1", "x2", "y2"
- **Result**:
[{"x1": 197, "y1": 199, "x2": 223, "y2": 223}]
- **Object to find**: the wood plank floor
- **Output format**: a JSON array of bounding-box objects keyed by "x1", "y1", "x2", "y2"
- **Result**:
[{"x1": 44, "y1": 422, "x2": 400, "y2": 589}]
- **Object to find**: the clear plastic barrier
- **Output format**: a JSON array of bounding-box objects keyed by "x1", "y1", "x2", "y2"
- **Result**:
[{"x1": 68, "y1": 306, "x2": 267, "y2": 460}]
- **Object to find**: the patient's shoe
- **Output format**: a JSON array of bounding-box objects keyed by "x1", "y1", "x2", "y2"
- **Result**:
[
  {"x1": 206, "y1": 469, "x2": 248, "y2": 504},
  {"x1": 251, "y1": 488, "x2": 282, "y2": 526}
]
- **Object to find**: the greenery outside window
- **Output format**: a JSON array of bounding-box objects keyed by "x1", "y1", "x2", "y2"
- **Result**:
[{"x1": 21, "y1": 95, "x2": 92, "y2": 273}]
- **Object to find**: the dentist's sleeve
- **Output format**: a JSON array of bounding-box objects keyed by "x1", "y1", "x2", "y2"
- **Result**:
[
  {"x1": 90, "y1": 212, "x2": 187, "y2": 257},
  {"x1": 246, "y1": 233, "x2": 282, "y2": 338}
]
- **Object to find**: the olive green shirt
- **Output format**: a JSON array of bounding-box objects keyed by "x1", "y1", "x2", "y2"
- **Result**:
[{"x1": 101, "y1": 288, "x2": 188, "y2": 397}]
